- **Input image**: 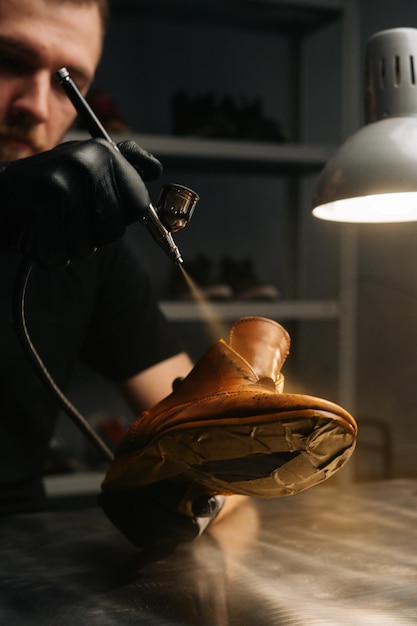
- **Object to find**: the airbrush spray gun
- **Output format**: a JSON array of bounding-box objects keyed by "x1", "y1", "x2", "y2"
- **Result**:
[{"x1": 56, "y1": 67, "x2": 199, "y2": 265}]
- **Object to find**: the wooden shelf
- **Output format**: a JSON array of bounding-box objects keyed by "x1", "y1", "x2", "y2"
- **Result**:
[
  {"x1": 65, "y1": 132, "x2": 334, "y2": 172},
  {"x1": 44, "y1": 472, "x2": 103, "y2": 498},
  {"x1": 160, "y1": 299, "x2": 339, "y2": 322}
]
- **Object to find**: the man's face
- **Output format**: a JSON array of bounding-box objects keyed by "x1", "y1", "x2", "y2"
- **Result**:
[{"x1": 0, "y1": 0, "x2": 103, "y2": 161}]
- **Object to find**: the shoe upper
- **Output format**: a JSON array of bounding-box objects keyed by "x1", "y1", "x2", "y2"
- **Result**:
[
  {"x1": 116, "y1": 317, "x2": 292, "y2": 453},
  {"x1": 104, "y1": 317, "x2": 357, "y2": 476}
]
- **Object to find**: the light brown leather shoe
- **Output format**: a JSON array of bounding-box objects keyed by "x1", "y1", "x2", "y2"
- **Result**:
[{"x1": 102, "y1": 317, "x2": 357, "y2": 507}]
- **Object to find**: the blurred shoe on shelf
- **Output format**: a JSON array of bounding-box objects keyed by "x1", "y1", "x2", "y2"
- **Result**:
[
  {"x1": 167, "y1": 253, "x2": 233, "y2": 300},
  {"x1": 171, "y1": 89, "x2": 287, "y2": 142},
  {"x1": 76, "y1": 89, "x2": 132, "y2": 133},
  {"x1": 220, "y1": 256, "x2": 280, "y2": 300},
  {"x1": 166, "y1": 254, "x2": 279, "y2": 301}
]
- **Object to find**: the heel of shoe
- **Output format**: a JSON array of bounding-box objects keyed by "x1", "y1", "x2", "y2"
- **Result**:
[{"x1": 229, "y1": 317, "x2": 290, "y2": 383}]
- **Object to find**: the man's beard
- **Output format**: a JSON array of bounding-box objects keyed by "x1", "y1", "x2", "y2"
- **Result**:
[{"x1": 0, "y1": 121, "x2": 46, "y2": 161}]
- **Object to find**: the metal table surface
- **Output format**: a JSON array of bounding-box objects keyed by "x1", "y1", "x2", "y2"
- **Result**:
[{"x1": 1, "y1": 478, "x2": 417, "y2": 625}]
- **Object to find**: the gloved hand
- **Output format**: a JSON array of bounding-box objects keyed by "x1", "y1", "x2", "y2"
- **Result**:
[{"x1": 0, "y1": 138, "x2": 162, "y2": 267}]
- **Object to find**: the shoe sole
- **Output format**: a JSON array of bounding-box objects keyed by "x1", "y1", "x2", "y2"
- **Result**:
[{"x1": 103, "y1": 405, "x2": 356, "y2": 498}]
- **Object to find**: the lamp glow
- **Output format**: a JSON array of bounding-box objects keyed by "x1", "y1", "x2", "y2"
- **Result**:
[{"x1": 313, "y1": 192, "x2": 417, "y2": 223}]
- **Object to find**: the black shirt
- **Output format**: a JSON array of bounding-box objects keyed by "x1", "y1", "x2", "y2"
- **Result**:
[{"x1": 0, "y1": 240, "x2": 182, "y2": 512}]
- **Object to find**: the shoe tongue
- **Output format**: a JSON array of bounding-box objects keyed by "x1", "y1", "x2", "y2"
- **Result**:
[{"x1": 228, "y1": 317, "x2": 290, "y2": 381}]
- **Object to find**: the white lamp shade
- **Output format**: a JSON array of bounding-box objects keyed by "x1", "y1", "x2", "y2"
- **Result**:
[{"x1": 312, "y1": 116, "x2": 417, "y2": 222}]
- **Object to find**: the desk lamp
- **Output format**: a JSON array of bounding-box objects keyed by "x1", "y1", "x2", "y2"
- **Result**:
[{"x1": 312, "y1": 28, "x2": 417, "y2": 223}]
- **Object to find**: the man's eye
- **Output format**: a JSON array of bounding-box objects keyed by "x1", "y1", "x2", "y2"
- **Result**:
[{"x1": 0, "y1": 55, "x2": 25, "y2": 74}]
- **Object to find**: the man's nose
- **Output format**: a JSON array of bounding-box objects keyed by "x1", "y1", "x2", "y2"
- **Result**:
[{"x1": 11, "y1": 72, "x2": 51, "y2": 123}]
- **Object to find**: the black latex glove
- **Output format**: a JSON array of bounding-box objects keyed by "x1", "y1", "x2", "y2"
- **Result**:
[
  {"x1": 0, "y1": 138, "x2": 162, "y2": 267},
  {"x1": 99, "y1": 483, "x2": 226, "y2": 548}
]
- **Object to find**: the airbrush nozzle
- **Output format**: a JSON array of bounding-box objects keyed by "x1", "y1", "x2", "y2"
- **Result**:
[
  {"x1": 175, "y1": 253, "x2": 184, "y2": 266},
  {"x1": 142, "y1": 204, "x2": 184, "y2": 265}
]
